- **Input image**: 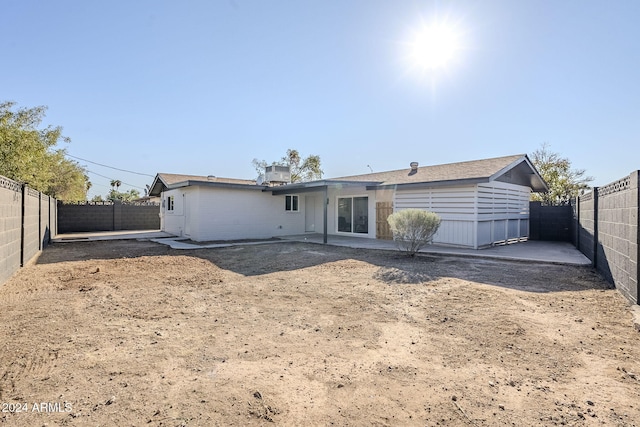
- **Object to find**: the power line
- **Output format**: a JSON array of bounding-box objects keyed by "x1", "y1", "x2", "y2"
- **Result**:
[
  {"x1": 86, "y1": 170, "x2": 146, "y2": 190},
  {"x1": 66, "y1": 153, "x2": 155, "y2": 177}
]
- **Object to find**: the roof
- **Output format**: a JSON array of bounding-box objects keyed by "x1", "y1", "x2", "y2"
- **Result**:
[
  {"x1": 276, "y1": 154, "x2": 547, "y2": 192},
  {"x1": 149, "y1": 154, "x2": 548, "y2": 196},
  {"x1": 148, "y1": 173, "x2": 257, "y2": 196},
  {"x1": 333, "y1": 154, "x2": 522, "y2": 184}
]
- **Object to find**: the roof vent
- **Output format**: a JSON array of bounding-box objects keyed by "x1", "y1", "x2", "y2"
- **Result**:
[{"x1": 410, "y1": 162, "x2": 419, "y2": 171}]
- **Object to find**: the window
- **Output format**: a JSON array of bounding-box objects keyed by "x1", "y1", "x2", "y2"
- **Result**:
[
  {"x1": 167, "y1": 196, "x2": 174, "y2": 211},
  {"x1": 285, "y1": 195, "x2": 299, "y2": 212},
  {"x1": 338, "y1": 196, "x2": 368, "y2": 234}
]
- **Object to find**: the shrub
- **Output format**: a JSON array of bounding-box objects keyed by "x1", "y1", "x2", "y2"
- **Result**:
[{"x1": 387, "y1": 209, "x2": 441, "y2": 256}]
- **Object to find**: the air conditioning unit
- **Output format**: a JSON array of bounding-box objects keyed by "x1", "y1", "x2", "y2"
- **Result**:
[{"x1": 264, "y1": 165, "x2": 291, "y2": 185}]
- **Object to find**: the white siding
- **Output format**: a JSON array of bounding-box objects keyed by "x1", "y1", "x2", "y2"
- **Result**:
[
  {"x1": 476, "y1": 182, "x2": 530, "y2": 247},
  {"x1": 395, "y1": 186, "x2": 477, "y2": 247},
  {"x1": 394, "y1": 182, "x2": 531, "y2": 248}
]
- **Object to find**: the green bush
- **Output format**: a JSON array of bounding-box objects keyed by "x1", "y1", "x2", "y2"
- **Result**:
[{"x1": 387, "y1": 209, "x2": 441, "y2": 256}]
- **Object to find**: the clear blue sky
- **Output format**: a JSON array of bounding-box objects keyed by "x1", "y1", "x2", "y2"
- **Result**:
[{"x1": 2, "y1": 0, "x2": 639, "y2": 199}]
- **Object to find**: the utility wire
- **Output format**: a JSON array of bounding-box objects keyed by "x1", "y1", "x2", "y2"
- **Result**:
[
  {"x1": 86, "y1": 170, "x2": 146, "y2": 190},
  {"x1": 66, "y1": 153, "x2": 155, "y2": 177}
]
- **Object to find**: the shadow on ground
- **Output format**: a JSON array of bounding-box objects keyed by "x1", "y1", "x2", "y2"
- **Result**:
[{"x1": 36, "y1": 239, "x2": 609, "y2": 294}]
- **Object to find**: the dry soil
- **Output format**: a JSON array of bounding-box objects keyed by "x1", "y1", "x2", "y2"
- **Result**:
[{"x1": 1, "y1": 240, "x2": 639, "y2": 426}]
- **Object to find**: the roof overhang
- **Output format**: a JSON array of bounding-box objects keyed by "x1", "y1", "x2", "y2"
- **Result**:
[
  {"x1": 490, "y1": 155, "x2": 549, "y2": 192},
  {"x1": 168, "y1": 180, "x2": 265, "y2": 191},
  {"x1": 148, "y1": 175, "x2": 167, "y2": 196},
  {"x1": 268, "y1": 180, "x2": 381, "y2": 195},
  {"x1": 368, "y1": 177, "x2": 487, "y2": 191}
]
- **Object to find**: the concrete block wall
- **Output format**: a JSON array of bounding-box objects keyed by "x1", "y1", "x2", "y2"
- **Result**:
[
  {"x1": 57, "y1": 201, "x2": 160, "y2": 233},
  {"x1": 57, "y1": 202, "x2": 115, "y2": 232},
  {"x1": 121, "y1": 204, "x2": 160, "y2": 230},
  {"x1": 577, "y1": 171, "x2": 640, "y2": 304},
  {"x1": 577, "y1": 194, "x2": 595, "y2": 259},
  {"x1": 0, "y1": 177, "x2": 23, "y2": 284},
  {"x1": 0, "y1": 175, "x2": 56, "y2": 286},
  {"x1": 23, "y1": 188, "x2": 41, "y2": 265},
  {"x1": 529, "y1": 202, "x2": 573, "y2": 241}
]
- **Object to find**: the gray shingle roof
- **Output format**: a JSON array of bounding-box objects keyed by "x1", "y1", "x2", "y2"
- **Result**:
[{"x1": 330, "y1": 154, "x2": 526, "y2": 185}]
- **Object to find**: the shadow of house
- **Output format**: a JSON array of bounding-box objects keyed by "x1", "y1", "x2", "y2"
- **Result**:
[{"x1": 37, "y1": 239, "x2": 608, "y2": 294}]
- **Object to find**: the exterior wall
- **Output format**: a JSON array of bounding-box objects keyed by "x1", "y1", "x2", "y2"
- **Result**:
[
  {"x1": 0, "y1": 175, "x2": 56, "y2": 286},
  {"x1": 162, "y1": 186, "x2": 307, "y2": 241},
  {"x1": 576, "y1": 172, "x2": 640, "y2": 305},
  {"x1": 394, "y1": 182, "x2": 530, "y2": 248},
  {"x1": 395, "y1": 185, "x2": 477, "y2": 247}
]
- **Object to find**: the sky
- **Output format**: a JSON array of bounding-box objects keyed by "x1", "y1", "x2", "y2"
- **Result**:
[{"x1": 2, "y1": 0, "x2": 639, "y2": 199}]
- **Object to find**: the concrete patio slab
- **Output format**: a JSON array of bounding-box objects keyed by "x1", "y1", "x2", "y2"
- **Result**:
[
  {"x1": 52, "y1": 230, "x2": 171, "y2": 242},
  {"x1": 52, "y1": 230, "x2": 592, "y2": 266}
]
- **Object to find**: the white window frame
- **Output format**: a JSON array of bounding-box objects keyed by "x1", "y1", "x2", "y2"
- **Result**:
[
  {"x1": 167, "y1": 195, "x2": 174, "y2": 211},
  {"x1": 285, "y1": 195, "x2": 299, "y2": 212}
]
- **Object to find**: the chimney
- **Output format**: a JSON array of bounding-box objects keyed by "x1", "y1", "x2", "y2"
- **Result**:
[{"x1": 410, "y1": 162, "x2": 419, "y2": 171}]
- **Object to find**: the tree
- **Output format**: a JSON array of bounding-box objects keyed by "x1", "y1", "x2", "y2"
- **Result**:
[
  {"x1": 252, "y1": 149, "x2": 323, "y2": 183},
  {"x1": 110, "y1": 179, "x2": 122, "y2": 191},
  {"x1": 0, "y1": 101, "x2": 89, "y2": 201},
  {"x1": 107, "y1": 188, "x2": 140, "y2": 202},
  {"x1": 530, "y1": 143, "x2": 593, "y2": 205},
  {"x1": 387, "y1": 209, "x2": 441, "y2": 256}
]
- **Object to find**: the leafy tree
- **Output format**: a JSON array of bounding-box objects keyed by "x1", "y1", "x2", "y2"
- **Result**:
[
  {"x1": 0, "y1": 101, "x2": 89, "y2": 201},
  {"x1": 252, "y1": 149, "x2": 323, "y2": 183},
  {"x1": 107, "y1": 188, "x2": 140, "y2": 202},
  {"x1": 530, "y1": 143, "x2": 593, "y2": 205},
  {"x1": 387, "y1": 209, "x2": 441, "y2": 256}
]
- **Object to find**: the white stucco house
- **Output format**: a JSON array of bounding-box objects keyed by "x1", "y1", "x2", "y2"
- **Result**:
[{"x1": 148, "y1": 154, "x2": 547, "y2": 249}]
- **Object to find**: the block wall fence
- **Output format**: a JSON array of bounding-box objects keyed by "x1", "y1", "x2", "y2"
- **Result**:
[
  {"x1": 0, "y1": 175, "x2": 56, "y2": 285},
  {"x1": 57, "y1": 201, "x2": 160, "y2": 233},
  {"x1": 575, "y1": 171, "x2": 640, "y2": 305}
]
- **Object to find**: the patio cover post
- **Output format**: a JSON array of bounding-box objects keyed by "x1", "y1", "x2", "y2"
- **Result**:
[{"x1": 323, "y1": 186, "x2": 328, "y2": 244}]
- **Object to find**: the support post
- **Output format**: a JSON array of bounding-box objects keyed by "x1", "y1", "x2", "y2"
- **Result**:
[
  {"x1": 593, "y1": 187, "x2": 599, "y2": 268},
  {"x1": 20, "y1": 184, "x2": 26, "y2": 267},
  {"x1": 323, "y1": 186, "x2": 328, "y2": 244},
  {"x1": 38, "y1": 192, "x2": 42, "y2": 250}
]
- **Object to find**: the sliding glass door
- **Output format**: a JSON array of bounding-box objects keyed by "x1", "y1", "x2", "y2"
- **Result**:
[{"x1": 337, "y1": 196, "x2": 368, "y2": 234}]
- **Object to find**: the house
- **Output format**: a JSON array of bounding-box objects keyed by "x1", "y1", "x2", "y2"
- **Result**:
[{"x1": 148, "y1": 154, "x2": 547, "y2": 248}]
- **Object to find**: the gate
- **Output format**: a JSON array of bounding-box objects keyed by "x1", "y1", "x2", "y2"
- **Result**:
[{"x1": 376, "y1": 202, "x2": 393, "y2": 240}]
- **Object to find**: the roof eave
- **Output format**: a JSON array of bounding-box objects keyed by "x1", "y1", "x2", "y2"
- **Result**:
[
  {"x1": 166, "y1": 180, "x2": 265, "y2": 191},
  {"x1": 368, "y1": 177, "x2": 488, "y2": 190}
]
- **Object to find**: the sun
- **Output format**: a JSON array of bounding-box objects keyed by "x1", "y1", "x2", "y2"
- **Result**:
[{"x1": 405, "y1": 21, "x2": 463, "y2": 72}]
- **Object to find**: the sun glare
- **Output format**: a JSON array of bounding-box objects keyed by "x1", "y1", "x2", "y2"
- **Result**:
[{"x1": 405, "y1": 20, "x2": 463, "y2": 73}]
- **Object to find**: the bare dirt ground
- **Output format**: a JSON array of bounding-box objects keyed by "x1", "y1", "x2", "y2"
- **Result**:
[{"x1": 1, "y1": 240, "x2": 639, "y2": 426}]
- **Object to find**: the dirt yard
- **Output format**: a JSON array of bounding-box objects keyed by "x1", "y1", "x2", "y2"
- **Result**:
[{"x1": 1, "y1": 240, "x2": 639, "y2": 426}]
